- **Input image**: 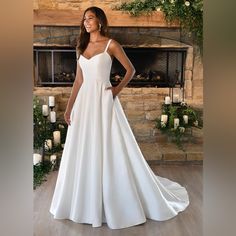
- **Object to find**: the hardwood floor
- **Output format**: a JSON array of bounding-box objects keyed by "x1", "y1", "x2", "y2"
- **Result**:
[{"x1": 34, "y1": 164, "x2": 202, "y2": 236}]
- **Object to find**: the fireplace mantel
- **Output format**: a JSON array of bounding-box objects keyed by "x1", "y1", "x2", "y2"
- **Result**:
[{"x1": 33, "y1": 9, "x2": 179, "y2": 27}]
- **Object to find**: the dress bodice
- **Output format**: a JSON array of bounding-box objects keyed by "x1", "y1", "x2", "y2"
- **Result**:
[{"x1": 78, "y1": 39, "x2": 112, "y2": 84}]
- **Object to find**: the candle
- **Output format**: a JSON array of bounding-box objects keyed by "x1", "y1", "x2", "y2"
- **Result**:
[
  {"x1": 50, "y1": 111, "x2": 56, "y2": 123},
  {"x1": 53, "y1": 131, "x2": 61, "y2": 145},
  {"x1": 183, "y1": 115, "x2": 188, "y2": 124},
  {"x1": 33, "y1": 153, "x2": 42, "y2": 165},
  {"x1": 173, "y1": 94, "x2": 179, "y2": 103},
  {"x1": 49, "y1": 96, "x2": 55, "y2": 107},
  {"x1": 42, "y1": 105, "x2": 49, "y2": 116},
  {"x1": 161, "y1": 114, "x2": 168, "y2": 124},
  {"x1": 174, "y1": 118, "x2": 180, "y2": 129},
  {"x1": 165, "y1": 96, "x2": 171, "y2": 105},
  {"x1": 44, "y1": 139, "x2": 52, "y2": 151},
  {"x1": 50, "y1": 154, "x2": 57, "y2": 163}
]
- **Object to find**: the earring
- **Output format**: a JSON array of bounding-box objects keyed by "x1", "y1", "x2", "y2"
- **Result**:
[{"x1": 99, "y1": 23, "x2": 102, "y2": 31}]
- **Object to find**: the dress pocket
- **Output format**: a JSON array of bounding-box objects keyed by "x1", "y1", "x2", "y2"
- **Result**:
[{"x1": 105, "y1": 87, "x2": 113, "y2": 100}]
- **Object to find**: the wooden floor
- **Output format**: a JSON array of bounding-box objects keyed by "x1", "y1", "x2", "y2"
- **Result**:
[{"x1": 34, "y1": 164, "x2": 202, "y2": 236}]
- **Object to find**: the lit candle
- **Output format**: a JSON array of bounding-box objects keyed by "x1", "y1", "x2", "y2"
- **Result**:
[
  {"x1": 50, "y1": 154, "x2": 57, "y2": 163},
  {"x1": 53, "y1": 131, "x2": 61, "y2": 145},
  {"x1": 49, "y1": 96, "x2": 55, "y2": 107},
  {"x1": 165, "y1": 96, "x2": 171, "y2": 105},
  {"x1": 33, "y1": 153, "x2": 42, "y2": 165},
  {"x1": 183, "y1": 115, "x2": 188, "y2": 124},
  {"x1": 50, "y1": 111, "x2": 56, "y2": 123},
  {"x1": 174, "y1": 118, "x2": 180, "y2": 129},
  {"x1": 42, "y1": 105, "x2": 49, "y2": 116},
  {"x1": 44, "y1": 139, "x2": 52, "y2": 151},
  {"x1": 173, "y1": 94, "x2": 180, "y2": 103},
  {"x1": 161, "y1": 114, "x2": 168, "y2": 124}
]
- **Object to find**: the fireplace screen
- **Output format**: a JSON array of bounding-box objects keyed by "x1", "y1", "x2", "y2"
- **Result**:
[
  {"x1": 34, "y1": 47, "x2": 186, "y2": 87},
  {"x1": 34, "y1": 49, "x2": 76, "y2": 86}
]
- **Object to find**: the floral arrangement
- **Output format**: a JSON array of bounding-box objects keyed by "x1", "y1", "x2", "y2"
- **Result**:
[
  {"x1": 155, "y1": 100, "x2": 203, "y2": 149},
  {"x1": 116, "y1": 0, "x2": 203, "y2": 49}
]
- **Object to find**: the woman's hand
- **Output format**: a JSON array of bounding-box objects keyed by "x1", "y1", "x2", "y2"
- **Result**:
[
  {"x1": 64, "y1": 109, "x2": 71, "y2": 126},
  {"x1": 106, "y1": 86, "x2": 118, "y2": 98}
]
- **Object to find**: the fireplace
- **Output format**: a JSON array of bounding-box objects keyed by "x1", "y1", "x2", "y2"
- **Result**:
[{"x1": 33, "y1": 47, "x2": 186, "y2": 88}]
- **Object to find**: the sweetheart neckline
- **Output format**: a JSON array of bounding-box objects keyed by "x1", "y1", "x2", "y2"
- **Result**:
[{"x1": 80, "y1": 51, "x2": 112, "y2": 61}]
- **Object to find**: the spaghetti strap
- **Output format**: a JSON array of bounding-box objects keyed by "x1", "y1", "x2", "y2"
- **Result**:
[{"x1": 104, "y1": 39, "x2": 112, "y2": 52}]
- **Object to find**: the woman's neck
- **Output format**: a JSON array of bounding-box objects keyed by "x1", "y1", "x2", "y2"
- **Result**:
[{"x1": 89, "y1": 31, "x2": 104, "y2": 43}]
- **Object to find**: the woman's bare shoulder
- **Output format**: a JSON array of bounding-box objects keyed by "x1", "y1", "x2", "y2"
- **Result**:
[{"x1": 109, "y1": 39, "x2": 122, "y2": 51}]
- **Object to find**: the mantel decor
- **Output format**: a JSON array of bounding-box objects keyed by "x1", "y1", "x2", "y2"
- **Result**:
[
  {"x1": 155, "y1": 99, "x2": 203, "y2": 149},
  {"x1": 116, "y1": 0, "x2": 203, "y2": 49}
]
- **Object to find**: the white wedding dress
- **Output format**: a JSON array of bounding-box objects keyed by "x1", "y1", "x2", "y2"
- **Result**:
[{"x1": 49, "y1": 39, "x2": 189, "y2": 229}]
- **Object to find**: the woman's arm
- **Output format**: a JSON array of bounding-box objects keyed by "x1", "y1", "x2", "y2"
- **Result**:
[
  {"x1": 64, "y1": 61, "x2": 83, "y2": 125},
  {"x1": 108, "y1": 40, "x2": 135, "y2": 97}
]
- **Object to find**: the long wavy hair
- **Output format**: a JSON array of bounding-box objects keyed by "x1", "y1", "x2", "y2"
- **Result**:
[{"x1": 76, "y1": 6, "x2": 109, "y2": 55}]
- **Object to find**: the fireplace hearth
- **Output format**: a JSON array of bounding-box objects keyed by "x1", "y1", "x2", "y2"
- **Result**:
[{"x1": 34, "y1": 47, "x2": 186, "y2": 88}]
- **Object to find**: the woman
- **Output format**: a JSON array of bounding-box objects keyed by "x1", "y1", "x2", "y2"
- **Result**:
[{"x1": 50, "y1": 6, "x2": 189, "y2": 229}]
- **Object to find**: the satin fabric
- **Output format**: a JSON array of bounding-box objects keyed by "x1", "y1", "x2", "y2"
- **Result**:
[{"x1": 49, "y1": 39, "x2": 189, "y2": 229}]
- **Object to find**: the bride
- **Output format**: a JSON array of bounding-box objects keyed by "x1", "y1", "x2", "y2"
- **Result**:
[{"x1": 49, "y1": 6, "x2": 189, "y2": 229}]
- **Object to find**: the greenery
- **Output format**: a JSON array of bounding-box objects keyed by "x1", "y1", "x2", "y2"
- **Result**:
[
  {"x1": 155, "y1": 101, "x2": 203, "y2": 149},
  {"x1": 33, "y1": 96, "x2": 51, "y2": 149},
  {"x1": 116, "y1": 0, "x2": 203, "y2": 49},
  {"x1": 33, "y1": 95, "x2": 68, "y2": 189},
  {"x1": 33, "y1": 160, "x2": 53, "y2": 189},
  {"x1": 33, "y1": 96, "x2": 68, "y2": 151}
]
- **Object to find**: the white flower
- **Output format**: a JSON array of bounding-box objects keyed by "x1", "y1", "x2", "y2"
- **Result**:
[
  {"x1": 170, "y1": 0, "x2": 175, "y2": 3},
  {"x1": 59, "y1": 124, "x2": 65, "y2": 129},
  {"x1": 156, "y1": 7, "x2": 161, "y2": 11},
  {"x1": 33, "y1": 105, "x2": 36, "y2": 109},
  {"x1": 185, "y1": 1, "x2": 190, "y2": 6},
  {"x1": 38, "y1": 121, "x2": 41, "y2": 125},
  {"x1": 161, "y1": 0, "x2": 165, "y2": 3},
  {"x1": 193, "y1": 120, "x2": 199, "y2": 126},
  {"x1": 179, "y1": 127, "x2": 185, "y2": 133},
  {"x1": 161, "y1": 122, "x2": 166, "y2": 128}
]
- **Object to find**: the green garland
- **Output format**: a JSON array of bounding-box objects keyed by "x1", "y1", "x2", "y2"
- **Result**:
[{"x1": 116, "y1": 0, "x2": 203, "y2": 49}]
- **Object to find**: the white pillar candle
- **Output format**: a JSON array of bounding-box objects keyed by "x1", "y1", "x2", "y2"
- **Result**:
[
  {"x1": 33, "y1": 153, "x2": 42, "y2": 165},
  {"x1": 53, "y1": 131, "x2": 61, "y2": 145},
  {"x1": 161, "y1": 114, "x2": 168, "y2": 124},
  {"x1": 50, "y1": 154, "x2": 57, "y2": 163},
  {"x1": 49, "y1": 96, "x2": 55, "y2": 107},
  {"x1": 165, "y1": 96, "x2": 171, "y2": 105},
  {"x1": 50, "y1": 111, "x2": 56, "y2": 123},
  {"x1": 173, "y1": 94, "x2": 180, "y2": 103},
  {"x1": 183, "y1": 115, "x2": 188, "y2": 124},
  {"x1": 42, "y1": 105, "x2": 49, "y2": 116},
  {"x1": 174, "y1": 118, "x2": 180, "y2": 129},
  {"x1": 44, "y1": 139, "x2": 52, "y2": 151}
]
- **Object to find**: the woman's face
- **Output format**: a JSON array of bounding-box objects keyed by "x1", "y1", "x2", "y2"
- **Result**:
[{"x1": 83, "y1": 10, "x2": 99, "y2": 33}]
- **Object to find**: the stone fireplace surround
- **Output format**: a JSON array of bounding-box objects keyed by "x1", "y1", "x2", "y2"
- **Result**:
[{"x1": 33, "y1": 25, "x2": 201, "y2": 143}]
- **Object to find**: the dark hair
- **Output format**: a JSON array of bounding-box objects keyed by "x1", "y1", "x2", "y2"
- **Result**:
[{"x1": 76, "y1": 6, "x2": 109, "y2": 54}]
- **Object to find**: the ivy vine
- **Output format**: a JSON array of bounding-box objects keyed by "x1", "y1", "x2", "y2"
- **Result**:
[{"x1": 116, "y1": 0, "x2": 203, "y2": 49}]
